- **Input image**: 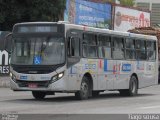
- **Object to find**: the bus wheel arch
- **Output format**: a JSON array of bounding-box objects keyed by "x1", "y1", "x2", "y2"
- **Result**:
[
  {"x1": 84, "y1": 73, "x2": 93, "y2": 93},
  {"x1": 119, "y1": 73, "x2": 138, "y2": 96},
  {"x1": 128, "y1": 74, "x2": 138, "y2": 96},
  {"x1": 75, "y1": 73, "x2": 93, "y2": 100},
  {"x1": 131, "y1": 73, "x2": 139, "y2": 89}
]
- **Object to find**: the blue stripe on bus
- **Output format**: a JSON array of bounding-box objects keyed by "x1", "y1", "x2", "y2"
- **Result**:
[
  {"x1": 104, "y1": 59, "x2": 116, "y2": 73},
  {"x1": 104, "y1": 59, "x2": 108, "y2": 72}
]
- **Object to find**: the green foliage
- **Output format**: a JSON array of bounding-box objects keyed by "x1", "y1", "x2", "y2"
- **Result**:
[
  {"x1": 120, "y1": 0, "x2": 134, "y2": 6},
  {"x1": 0, "y1": 0, "x2": 66, "y2": 31},
  {"x1": 98, "y1": 0, "x2": 134, "y2": 6}
]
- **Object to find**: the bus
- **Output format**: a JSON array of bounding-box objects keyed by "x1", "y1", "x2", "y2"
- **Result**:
[{"x1": 6, "y1": 21, "x2": 158, "y2": 100}]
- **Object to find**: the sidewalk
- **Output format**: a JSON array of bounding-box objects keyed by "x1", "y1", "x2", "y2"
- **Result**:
[{"x1": 0, "y1": 76, "x2": 10, "y2": 87}]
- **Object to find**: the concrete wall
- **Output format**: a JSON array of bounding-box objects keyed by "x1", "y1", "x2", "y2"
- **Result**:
[
  {"x1": 135, "y1": 0, "x2": 160, "y2": 4},
  {"x1": 0, "y1": 76, "x2": 10, "y2": 87}
]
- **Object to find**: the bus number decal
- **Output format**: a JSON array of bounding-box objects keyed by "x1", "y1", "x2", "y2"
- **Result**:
[
  {"x1": 85, "y1": 64, "x2": 96, "y2": 70},
  {"x1": 20, "y1": 75, "x2": 27, "y2": 80},
  {"x1": 122, "y1": 64, "x2": 131, "y2": 72}
]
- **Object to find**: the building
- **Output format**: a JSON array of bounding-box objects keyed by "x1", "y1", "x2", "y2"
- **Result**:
[{"x1": 135, "y1": 0, "x2": 160, "y2": 26}]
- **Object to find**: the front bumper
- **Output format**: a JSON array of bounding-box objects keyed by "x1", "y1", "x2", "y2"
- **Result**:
[{"x1": 10, "y1": 77, "x2": 68, "y2": 92}]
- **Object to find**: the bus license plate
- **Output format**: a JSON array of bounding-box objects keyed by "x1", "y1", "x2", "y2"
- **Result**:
[{"x1": 28, "y1": 83, "x2": 37, "y2": 88}]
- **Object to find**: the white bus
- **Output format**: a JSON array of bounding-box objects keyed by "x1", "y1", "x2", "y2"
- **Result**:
[{"x1": 7, "y1": 21, "x2": 158, "y2": 100}]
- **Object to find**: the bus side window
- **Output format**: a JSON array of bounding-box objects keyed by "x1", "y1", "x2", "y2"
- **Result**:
[
  {"x1": 125, "y1": 38, "x2": 135, "y2": 60},
  {"x1": 135, "y1": 40, "x2": 146, "y2": 60},
  {"x1": 67, "y1": 36, "x2": 80, "y2": 68},
  {"x1": 112, "y1": 37, "x2": 124, "y2": 59},
  {"x1": 82, "y1": 44, "x2": 87, "y2": 57},
  {"x1": 83, "y1": 33, "x2": 98, "y2": 58},
  {"x1": 146, "y1": 41, "x2": 156, "y2": 61},
  {"x1": 88, "y1": 46, "x2": 98, "y2": 58},
  {"x1": 68, "y1": 37, "x2": 80, "y2": 57},
  {"x1": 98, "y1": 35, "x2": 111, "y2": 59}
]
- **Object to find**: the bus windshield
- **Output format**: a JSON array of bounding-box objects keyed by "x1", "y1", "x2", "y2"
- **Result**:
[{"x1": 11, "y1": 36, "x2": 65, "y2": 65}]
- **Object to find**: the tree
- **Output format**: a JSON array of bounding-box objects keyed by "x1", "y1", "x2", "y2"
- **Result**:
[
  {"x1": 89, "y1": 0, "x2": 134, "y2": 6},
  {"x1": 101, "y1": 0, "x2": 135, "y2": 6},
  {"x1": 120, "y1": 0, "x2": 134, "y2": 6},
  {"x1": 0, "y1": 0, "x2": 66, "y2": 31}
]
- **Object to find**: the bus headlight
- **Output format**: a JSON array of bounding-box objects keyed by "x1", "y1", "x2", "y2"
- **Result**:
[
  {"x1": 51, "y1": 72, "x2": 64, "y2": 83},
  {"x1": 10, "y1": 72, "x2": 16, "y2": 82},
  {"x1": 51, "y1": 75, "x2": 58, "y2": 82},
  {"x1": 10, "y1": 72, "x2": 13, "y2": 77},
  {"x1": 58, "y1": 72, "x2": 64, "y2": 78}
]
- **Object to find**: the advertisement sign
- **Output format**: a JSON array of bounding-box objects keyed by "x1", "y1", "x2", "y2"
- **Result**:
[
  {"x1": 114, "y1": 6, "x2": 150, "y2": 32},
  {"x1": 64, "y1": 0, "x2": 112, "y2": 29},
  {"x1": 0, "y1": 31, "x2": 10, "y2": 75}
]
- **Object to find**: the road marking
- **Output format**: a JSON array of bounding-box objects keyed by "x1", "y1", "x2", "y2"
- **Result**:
[{"x1": 139, "y1": 106, "x2": 160, "y2": 109}]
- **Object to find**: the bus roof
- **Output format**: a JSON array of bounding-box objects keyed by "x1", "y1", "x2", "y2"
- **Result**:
[
  {"x1": 64, "y1": 23, "x2": 157, "y2": 41},
  {"x1": 14, "y1": 21, "x2": 157, "y2": 41}
]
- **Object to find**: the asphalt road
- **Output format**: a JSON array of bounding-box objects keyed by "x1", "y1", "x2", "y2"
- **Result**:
[{"x1": 1, "y1": 85, "x2": 160, "y2": 120}]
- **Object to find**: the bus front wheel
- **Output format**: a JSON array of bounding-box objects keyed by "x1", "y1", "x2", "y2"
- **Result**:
[
  {"x1": 119, "y1": 76, "x2": 138, "y2": 96},
  {"x1": 75, "y1": 76, "x2": 90, "y2": 100},
  {"x1": 32, "y1": 91, "x2": 46, "y2": 100}
]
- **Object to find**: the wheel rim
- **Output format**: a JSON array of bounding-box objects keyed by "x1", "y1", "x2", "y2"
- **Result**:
[{"x1": 81, "y1": 81, "x2": 88, "y2": 97}]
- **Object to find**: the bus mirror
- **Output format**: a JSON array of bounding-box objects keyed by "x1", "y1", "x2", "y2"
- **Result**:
[{"x1": 5, "y1": 33, "x2": 12, "y2": 54}]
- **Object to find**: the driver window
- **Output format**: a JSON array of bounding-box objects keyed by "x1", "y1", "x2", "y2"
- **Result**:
[
  {"x1": 69, "y1": 37, "x2": 80, "y2": 57},
  {"x1": 16, "y1": 42, "x2": 22, "y2": 56},
  {"x1": 16, "y1": 42, "x2": 29, "y2": 57}
]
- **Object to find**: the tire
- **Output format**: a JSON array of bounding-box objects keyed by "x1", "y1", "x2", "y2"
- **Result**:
[
  {"x1": 32, "y1": 91, "x2": 46, "y2": 100},
  {"x1": 158, "y1": 67, "x2": 160, "y2": 84},
  {"x1": 75, "y1": 76, "x2": 90, "y2": 100},
  {"x1": 119, "y1": 76, "x2": 138, "y2": 96}
]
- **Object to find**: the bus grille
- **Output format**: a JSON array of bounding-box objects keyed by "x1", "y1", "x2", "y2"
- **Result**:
[
  {"x1": 11, "y1": 64, "x2": 64, "y2": 74},
  {"x1": 16, "y1": 80, "x2": 50, "y2": 88}
]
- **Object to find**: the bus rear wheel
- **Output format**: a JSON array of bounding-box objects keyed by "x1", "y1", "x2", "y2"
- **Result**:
[
  {"x1": 32, "y1": 91, "x2": 46, "y2": 100},
  {"x1": 75, "y1": 76, "x2": 90, "y2": 100},
  {"x1": 119, "y1": 76, "x2": 138, "y2": 96}
]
